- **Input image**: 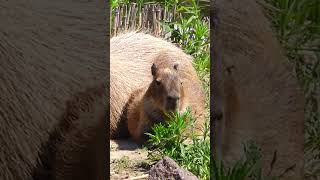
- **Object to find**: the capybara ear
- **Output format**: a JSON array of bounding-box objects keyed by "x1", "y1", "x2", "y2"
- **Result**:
[
  {"x1": 151, "y1": 63, "x2": 157, "y2": 76},
  {"x1": 173, "y1": 63, "x2": 179, "y2": 71}
]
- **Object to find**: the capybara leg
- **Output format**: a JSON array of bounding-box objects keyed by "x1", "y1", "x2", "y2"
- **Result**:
[{"x1": 130, "y1": 121, "x2": 151, "y2": 145}]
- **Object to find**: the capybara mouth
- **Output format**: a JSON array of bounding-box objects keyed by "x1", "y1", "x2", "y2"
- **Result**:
[{"x1": 165, "y1": 104, "x2": 179, "y2": 112}]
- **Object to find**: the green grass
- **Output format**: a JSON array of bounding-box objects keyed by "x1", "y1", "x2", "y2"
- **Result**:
[
  {"x1": 145, "y1": 110, "x2": 292, "y2": 180},
  {"x1": 212, "y1": 142, "x2": 277, "y2": 180},
  {"x1": 114, "y1": 156, "x2": 131, "y2": 174},
  {"x1": 160, "y1": 0, "x2": 210, "y2": 74},
  {"x1": 212, "y1": 142, "x2": 262, "y2": 180},
  {"x1": 145, "y1": 108, "x2": 211, "y2": 179}
]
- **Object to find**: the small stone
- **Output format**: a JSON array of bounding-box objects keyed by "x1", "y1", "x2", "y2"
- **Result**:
[{"x1": 148, "y1": 156, "x2": 199, "y2": 180}]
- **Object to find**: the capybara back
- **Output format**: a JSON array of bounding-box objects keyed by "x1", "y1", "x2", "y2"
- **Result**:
[
  {"x1": 0, "y1": 1, "x2": 107, "y2": 179},
  {"x1": 110, "y1": 32, "x2": 206, "y2": 139}
]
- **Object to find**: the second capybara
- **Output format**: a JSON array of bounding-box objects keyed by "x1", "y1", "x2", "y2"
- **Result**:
[
  {"x1": 126, "y1": 51, "x2": 206, "y2": 144},
  {"x1": 110, "y1": 32, "x2": 206, "y2": 140},
  {"x1": 212, "y1": 0, "x2": 305, "y2": 179},
  {"x1": 0, "y1": 1, "x2": 107, "y2": 180}
]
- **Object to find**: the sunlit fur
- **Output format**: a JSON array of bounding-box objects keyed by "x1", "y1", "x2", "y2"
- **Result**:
[
  {"x1": 110, "y1": 32, "x2": 206, "y2": 139},
  {"x1": 125, "y1": 50, "x2": 205, "y2": 145}
]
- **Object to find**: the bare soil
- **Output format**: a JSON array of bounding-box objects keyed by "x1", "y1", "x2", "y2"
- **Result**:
[{"x1": 110, "y1": 139, "x2": 151, "y2": 180}]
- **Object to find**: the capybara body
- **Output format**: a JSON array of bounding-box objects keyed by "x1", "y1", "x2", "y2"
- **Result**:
[
  {"x1": 110, "y1": 32, "x2": 206, "y2": 140},
  {"x1": 0, "y1": 1, "x2": 107, "y2": 180},
  {"x1": 126, "y1": 53, "x2": 205, "y2": 144},
  {"x1": 212, "y1": 0, "x2": 304, "y2": 179}
]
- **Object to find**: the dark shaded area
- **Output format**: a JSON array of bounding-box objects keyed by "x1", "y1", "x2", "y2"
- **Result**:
[
  {"x1": 33, "y1": 85, "x2": 107, "y2": 180},
  {"x1": 211, "y1": 0, "x2": 304, "y2": 179},
  {"x1": 0, "y1": 0, "x2": 109, "y2": 179},
  {"x1": 111, "y1": 101, "x2": 131, "y2": 139}
]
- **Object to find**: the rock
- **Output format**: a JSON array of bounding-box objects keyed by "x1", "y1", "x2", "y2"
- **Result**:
[{"x1": 148, "y1": 156, "x2": 199, "y2": 180}]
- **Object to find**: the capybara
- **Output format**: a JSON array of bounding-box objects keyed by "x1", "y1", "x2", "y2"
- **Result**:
[
  {"x1": 212, "y1": 0, "x2": 304, "y2": 179},
  {"x1": 126, "y1": 52, "x2": 205, "y2": 144},
  {"x1": 0, "y1": 1, "x2": 107, "y2": 180},
  {"x1": 110, "y1": 32, "x2": 206, "y2": 140}
]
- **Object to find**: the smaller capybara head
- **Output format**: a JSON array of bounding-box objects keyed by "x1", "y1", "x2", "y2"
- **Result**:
[{"x1": 149, "y1": 63, "x2": 184, "y2": 112}]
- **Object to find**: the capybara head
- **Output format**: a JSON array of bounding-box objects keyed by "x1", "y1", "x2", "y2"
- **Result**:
[{"x1": 149, "y1": 63, "x2": 184, "y2": 112}]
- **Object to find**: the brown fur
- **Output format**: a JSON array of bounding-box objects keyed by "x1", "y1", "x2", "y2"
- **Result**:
[
  {"x1": 126, "y1": 53, "x2": 205, "y2": 144},
  {"x1": 0, "y1": 1, "x2": 107, "y2": 180},
  {"x1": 110, "y1": 32, "x2": 206, "y2": 139},
  {"x1": 212, "y1": 0, "x2": 305, "y2": 179}
]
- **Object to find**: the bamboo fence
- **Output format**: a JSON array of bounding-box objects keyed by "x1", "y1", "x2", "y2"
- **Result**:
[
  {"x1": 111, "y1": 3, "x2": 178, "y2": 38},
  {"x1": 111, "y1": 3, "x2": 210, "y2": 47}
]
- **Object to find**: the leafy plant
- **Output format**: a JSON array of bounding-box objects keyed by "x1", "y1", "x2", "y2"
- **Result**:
[
  {"x1": 212, "y1": 141, "x2": 299, "y2": 180},
  {"x1": 145, "y1": 108, "x2": 211, "y2": 179},
  {"x1": 161, "y1": 0, "x2": 210, "y2": 75},
  {"x1": 114, "y1": 156, "x2": 131, "y2": 174}
]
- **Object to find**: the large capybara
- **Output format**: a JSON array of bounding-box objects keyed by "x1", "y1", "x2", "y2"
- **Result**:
[
  {"x1": 0, "y1": 1, "x2": 107, "y2": 180},
  {"x1": 212, "y1": 0, "x2": 305, "y2": 179},
  {"x1": 126, "y1": 51, "x2": 206, "y2": 144},
  {"x1": 110, "y1": 32, "x2": 206, "y2": 140}
]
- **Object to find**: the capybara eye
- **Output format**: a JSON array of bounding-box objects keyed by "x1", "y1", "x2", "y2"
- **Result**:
[
  {"x1": 155, "y1": 80, "x2": 161, "y2": 85},
  {"x1": 213, "y1": 110, "x2": 223, "y2": 121}
]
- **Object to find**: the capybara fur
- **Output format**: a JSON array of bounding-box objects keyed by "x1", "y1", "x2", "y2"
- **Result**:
[
  {"x1": 0, "y1": 1, "x2": 107, "y2": 180},
  {"x1": 110, "y1": 32, "x2": 206, "y2": 140},
  {"x1": 212, "y1": 0, "x2": 304, "y2": 179},
  {"x1": 127, "y1": 52, "x2": 205, "y2": 144}
]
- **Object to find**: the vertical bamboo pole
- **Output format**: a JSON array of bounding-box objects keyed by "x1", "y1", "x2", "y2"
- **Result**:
[
  {"x1": 126, "y1": 4, "x2": 131, "y2": 31},
  {"x1": 124, "y1": 5, "x2": 128, "y2": 31},
  {"x1": 113, "y1": 8, "x2": 119, "y2": 36},
  {"x1": 130, "y1": 3, "x2": 137, "y2": 30},
  {"x1": 119, "y1": 5, "x2": 123, "y2": 31}
]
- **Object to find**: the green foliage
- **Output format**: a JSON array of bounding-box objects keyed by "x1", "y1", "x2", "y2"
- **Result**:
[
  {"x1": 213, "y1": 142, "x2": 264, "y2": 180},
  {"x1": 212, "y1": 158, "x2": 256, "y2": 180},
  {"x1": 161, "y1": 0, "x2": 210, "y2": 77},
  {"x1": 212, "y1": 141, "x2": 298, "y2": 180},
  {"x1": 110, "y1": 0, "x2": 209, "y2": 12},
  {"x1": 263, "y1": 0, "x2": 320, "y2": 52},
  {"x1": 114, "y1": 156, "x2": 131, "y2": 173},
  {"x1": 145, "y1": 108, "x2": 211, "y2": 179}
]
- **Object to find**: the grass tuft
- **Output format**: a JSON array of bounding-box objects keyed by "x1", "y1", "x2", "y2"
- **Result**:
[{"x1": 145, "y1": 108, "x2": 211, "y2": 179}]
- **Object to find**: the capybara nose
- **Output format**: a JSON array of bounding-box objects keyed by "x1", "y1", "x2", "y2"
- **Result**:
[
  {"x1": 167, "y1": 95, "x2": 180, "y2": 111},
  {"x1": 167, "y1": 95, "x2": 180, "y2": 103}
]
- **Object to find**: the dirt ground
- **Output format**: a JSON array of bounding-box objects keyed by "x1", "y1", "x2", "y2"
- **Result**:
[{"x1": 110, "y1": 139, "x2": 151, "y2": 180}]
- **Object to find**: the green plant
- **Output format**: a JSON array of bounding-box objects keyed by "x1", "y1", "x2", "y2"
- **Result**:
[
  {"x1": 212, "y1": 142, "x2": 264, "y2": 180},
  {"x1": 212, "y1": 141, "x2": 300, "y2": 180},
  {"x1": 145, "y1": 108, "x2": 210, "y2": 179},
  {"x1": 212, "y1": 158, "x2": 256, "y2": 180},
  {"x1": 263, "y1": 0, "x2": 319, "y2": 52},
  {"x1": 114, "y1": 156, "x2": 131, "y2": 173},
  {"x1": 161, "y1": 0, "x2": 210, "y2": 74}
]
